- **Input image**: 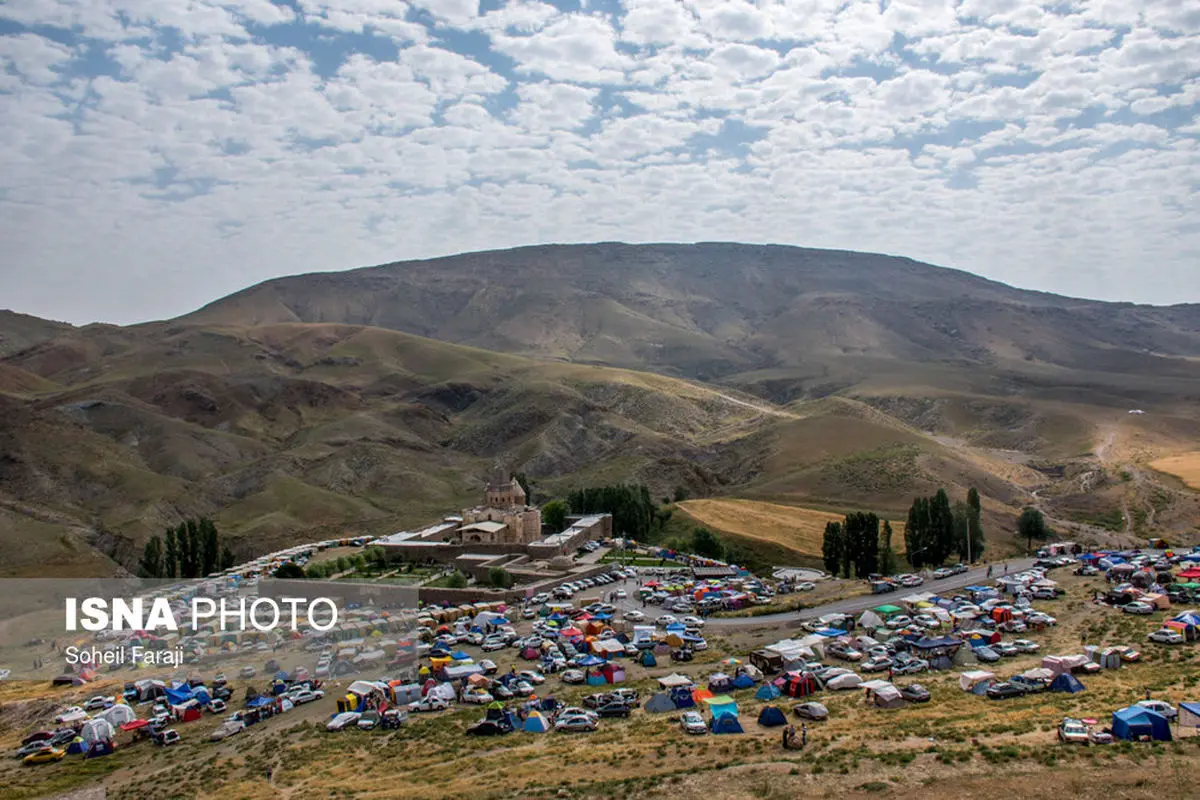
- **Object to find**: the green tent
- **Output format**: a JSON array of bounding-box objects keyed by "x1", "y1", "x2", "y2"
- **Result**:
[{"x1": 873, "y1": 605, "x2": 903, "y2": 616}]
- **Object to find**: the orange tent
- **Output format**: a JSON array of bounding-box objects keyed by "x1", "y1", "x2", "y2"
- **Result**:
[{"x1": 692, "y1": 688, "x2": 714, "y2": 705}]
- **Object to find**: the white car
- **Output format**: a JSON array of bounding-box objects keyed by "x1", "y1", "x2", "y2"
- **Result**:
[
  {"x1": 796, "y1": 582, "x2": 816, "y2": 591},
  {"x1": 54, "y1": 706, "x2": 85, "y2": 723},
  {"x1": 1122, "y1": 602, "x2": 1154, "y2": 615},
  {"x1": 623, "y1": 610, "x2": 645, "y2": 621},
  {"x1": 208, "y1": 699, "x2": 227, "y2": 714},
  {"x1": 408, "y1": 696, "x2": 450, "y2": 713},
  {"x1": 658, "y1": 615, "x2": 678, "y2": 626},
  {"x1": 83, "y1": 695, "x2": 115, "y2": 711},
  {"x1": 1135, "y1": 700, "x2": 1177, "y2": 720},
  {"x1": 517, "y1": 670, "x2": 546, "y2": 685},
  {"x1": 462, "y1": 690, "x2": 493, "y2": 704},
  {"x1": 681, "y1": 616, "x2": 705, "y2": 628},
  {"x1": 481, "y1": 637, "x2": 507, "y2": 652},
  {"x1": 324, "y1": 713, "x2": 359, "y2": 732},
  {"x1": 1012, "y1": 639, "x2": 1040, "y2": 653},
  {"x1": 290, "y1": 689, "x2": 324, "y2": 705},
  {"x1": 614, "y1": 590, "x2": 627, "y2": 599},
  {"x1": 1148, "y1": 629, "x2": 1184, "y2": 644},
  {"x1": 212, "y1": 719, "x2": 247, "y2": 740},
  {"x1": 680, "y1": 711, "x2": 708, "y2": 734}
]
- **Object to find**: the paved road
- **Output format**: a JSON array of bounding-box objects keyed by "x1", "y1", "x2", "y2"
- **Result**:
[{"x1": 600, "y1": 558, "x2": 1038, "y2": 632}]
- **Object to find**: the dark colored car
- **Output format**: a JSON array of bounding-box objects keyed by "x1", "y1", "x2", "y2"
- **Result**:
[
  {"x1": 986, "y1": 682, "x2": 1027, "y2": 700},
  {"x1": 595, "y1": 702, "x2": 632, "y2": 718},
  {"x1": 466, "y1": 719, "x2": 512, "y2": 736},
  {"x1": 899, "y1": 684, "x2": 931, "y2": 703}
]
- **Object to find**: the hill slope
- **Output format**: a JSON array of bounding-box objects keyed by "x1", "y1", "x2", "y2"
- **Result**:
[{"x1": 182, "y1": 243, "x2": 1200, "y2": 394}]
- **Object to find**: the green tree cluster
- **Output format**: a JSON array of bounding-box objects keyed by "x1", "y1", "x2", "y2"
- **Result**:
[
  {"x1": 566, "y1": 484, "x2": 658, "y2": 539},
  {"x1": 904, "y1": 487, "x2": 986, "y2": 568},
  {"x1": 140, "y1": 517, "x2": 235, "y2": 578},
  {"x1": 1017, "y1": 507, "x2": 1051, "y2": 551},
  {"x1": 821, "y1": 512, "x2": 881, "y2": 578},
  {"x1": 541, "y1": 499, "x2": 568, "y2": 532}
]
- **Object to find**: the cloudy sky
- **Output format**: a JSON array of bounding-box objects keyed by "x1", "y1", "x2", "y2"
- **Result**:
[{"x1": 2, "y1": 0, "x2": 1198, "y2": 324}]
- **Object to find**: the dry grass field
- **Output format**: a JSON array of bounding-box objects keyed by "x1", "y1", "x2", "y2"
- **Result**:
[
  {"x1": 1151, "y1": 452, "x2": 1200, "y2": 490},
  {"x1": 4, "y1": 571, "x2": 1200, "y2": 800},
  {"x1": 677, "y1": 498, "x2": 905, "y2": 558}
]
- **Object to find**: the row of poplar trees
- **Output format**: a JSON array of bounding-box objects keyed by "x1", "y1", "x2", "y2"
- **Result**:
[
  {"x1": 903, "y1": 487, "x2": 985, "y2": 569},
  {"x1": 822, "y1": 512, "x2": 899, "y2": 579},
  {"x1": 138, "y1": 517, "x2": 236, "y2": 579}
]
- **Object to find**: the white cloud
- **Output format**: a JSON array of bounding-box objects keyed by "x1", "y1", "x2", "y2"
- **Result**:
[{"x1": 0, "y1": 0, "x2": 1198, "y2": 323}]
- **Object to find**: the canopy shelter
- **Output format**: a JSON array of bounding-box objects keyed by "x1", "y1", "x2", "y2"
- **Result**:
[
  {"x1": 657, "y1": 673, "x2": 693, "y2": 689},
  {"x1": 1112, "y1": 706, "x2": 1172, "y2": 741}
]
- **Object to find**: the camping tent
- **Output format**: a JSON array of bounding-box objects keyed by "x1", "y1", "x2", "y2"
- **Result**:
[
  {"x1": 755, "y1": 683, "x2": 782, "y2": 701},
  {"x1": 1111, "y1": 706, "x2": 1172, "y2": 741},
  {"x1": 732, "y1": 673, "x2": 756, "y2": 690},
  {"x1": 79, "y1": 718, "x2": 115, "y2": 745},
  {"x1": 638, "y1": 650, "x2": 657, "y2": 668},
  {"x1": 1049, "y1": 673, "x2": 1087, "y2": 693},
  {"x1": 704, "y1": 695, "x2": 738, "y2": 719},
  {"x1": 644, "y1": 693, "x2": 677, "y2": 713},
  {"x1": 670, "y1": 687, "x2": 696, "y2": 708},
  {"x1": 708, "y1": 673, "x2": 733, "y2": 692},
  {"x1": 757, "y1": 706, "x2": 788, "y2": 727},
  {"x1": 1179, "y1": 702, "x2": 1200, "y2": 729},
  {"x1": 97, "y1": 704, "x2": 136, "y2": 727},
  {"x1": 959, "y1": 671, "x2": 996, "y2": 694},
  {"x1": 710, "y1": 714, "x2": 744, "y2": 734},
  {"x1": 523, "y1": 711, "x2": 551, "y2": 733},
  {"x1": 872, "y1": 685, "x2": 904, "y2": 709}
]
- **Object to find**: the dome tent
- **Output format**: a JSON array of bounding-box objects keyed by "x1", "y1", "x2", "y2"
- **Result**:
[
  {"x1": 757, "y1": 706, "x2": 788, "y2": 727},
  {"x1": 645, "y1": 693, "x2": 676, "y2": 713},
  {"x1": 755, "y1": 683, "x2": 782, "y2": 701},
  {"x1": 710, "y1": 714, "x2": 744, "y2": 734},
  {"x1": 523, "y1": 711, "x2": 550, "y2": 733}
]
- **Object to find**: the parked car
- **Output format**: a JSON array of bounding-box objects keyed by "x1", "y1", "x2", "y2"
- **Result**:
[
  {"x1": 932, "y1": 568, "x2": 952, "y2": 579},
  {"x1": 986, "y1": 682, "x2": 1026, "y2": 700},
  {"x1": 1148, "y1": 629, "x2": 1184, "y2": 644},
  {"x1": 680, "y1": 711, "x2": 708, "y2": 734},
  {"x1": 409, "y1": 695, "x2": 450, "y2": 713},
  {"x1": 973, "y1": 646, "x2": 1001, "y2": 663},
  {"x1": 208, "y1": 698, "x2": 227, "y2": 714},
  {"x1": 155, "y1": 729, "x2": 182, "y2": 746},
  {"x1": 899, "y1": 684, "x2": 930, "y2": 703},
  {"x1": 561, "y1": 670, "x2": 585, "y2": 685},
  {"x1": 54, "y1": 707, "x2": 84, "y2": 724},
  {"x1": 291, "y1": 689, "x2": 324, "y2": 705},
  {"x1": 83, "y1": 695, "x2": 114, "y2": 711},
  {"x1": 1012, "y1": 639, "x2": 1040, "y2": 653},
  {"x1": 595, "y1": 702, "x2": 632, "y2": 718},
  {"x1": 994, "y1": 642, "x2": 1020, "y2": 658},
  {"x1": 466, "y1": 719, "x2": 512, "y2": 736},
  {"x1": 479, "y1": 659, "x2": 499, "y2": 675},
  {"x1": 1058, "y1": 718, "x2": 1089, "y2": 744},
  {"x1": 462, "y1": 689, "x2": 493, "y2": 704},
  {"x1": 828, "y1": 643, "x2": 864, "y2": 662},
  {"x1": 211, "y1": 719, "x2": 246, "y2": 740},
  {"x1": 861, "y1": 656, "x2": 893, "y2": 673},
  {"x1": 1136, "y1": 700, "x2": 1177, "y2": 720},
  {"x1": 623, "y1": 610, "x2": 645, "y2": 621},
  {"x1": 792, "y1": 702, "x2": 829, "y2": 721},
  {"x1": 22, "y1": 747, "x2": 65, "y2": 765},
  {"x1": 357, "y1": 711, "x2": 381, "y2": 730},
  {"x1": 240, "y1": 666, "x2": 256, "y2": 679},
  {"x1": 1122, "y1": 602, "x2": 1154, "y2": 615},
  {"x1": 555, "y1": 715, "x2": 598, "y2": 733}
]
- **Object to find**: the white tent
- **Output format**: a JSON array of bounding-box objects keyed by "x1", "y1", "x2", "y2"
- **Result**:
[
  {"x1": 857, "y1": 610, "x2": 885, "y2": 629},
  {"x1": 79, "y1": 718, "x2": 115, "y2": 745},
  {"x1": 427, "y1": 683, "x2": 457, "y2": 702},
  {"x1": 97, "y1": 704, "x2": 136, "y2": 727},
  {"x1": 959, "y1": 670, "x2": 995, "y2": 692},
  {"x1": 658, "y1": 673, "x2": 693, "y2": 689},
  {"x1": 872, "y1": 685, "x2": 904, "y2": 709},
  {"x1": 1020, "y1": 667, "x2": 1055, "y2": 682}
]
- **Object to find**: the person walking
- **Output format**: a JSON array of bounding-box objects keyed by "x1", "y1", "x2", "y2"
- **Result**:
[{"x1": 801, "y1": 723, "x2": 808, "y2": 748}]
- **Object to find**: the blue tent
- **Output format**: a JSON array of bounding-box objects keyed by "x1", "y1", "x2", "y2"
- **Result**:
[
  {"x1": 757, "y1": 706, "x2": 787, "y2": 727},
  {"x1": 813, "y1": 627, "x2": 847, "y2": 637},
  {"x1": 164, "y1": 687, "x2": 192, "y2": 706},
  {"x1": 665, "y1": 623, "x2": 686, "y2": 634},
  {"x1": 710, "y1": 714, "x2": 744, "y2": 734},
  {"x1": 451, "y1": 650, "x2": 471, "y2": 661},
  {"x1": 1112, "y1": 706, "x2": 1171, "y2": 741},
  {"x1": 523, "y1": 713, "x2": 551, "y2": 733},
  {"x1": 755, "y1": 684, "x2": 782, "y2": 701},
  {"x1": 1049, "y1": 673, "x2": 1086, "y2": 693},
  {"x1": 576, "y1": 655, "x2": 604, "y2": 667},
  {"x1": 246, "y1": 696, "x2": 273, "y2": 708},
  {"x1": 639, "y1": 650, "x2": 658, "y2": 667},
  {"x1": 732, "y1": 674, "x2": 756, "y2": 690},
  {"x1": 670, "y1": 687, "x2": 695, "y2": 708}
]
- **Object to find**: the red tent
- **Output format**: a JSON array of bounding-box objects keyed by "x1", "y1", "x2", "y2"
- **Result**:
[
  {"x1": 1177, "y1": 568, "x2": 1200, "y2": 580},
  {"x1": 119, "y1": 719, "x2": 149, "y2": 731}
]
